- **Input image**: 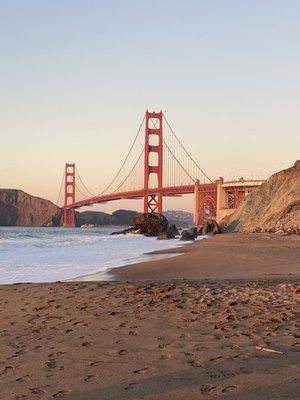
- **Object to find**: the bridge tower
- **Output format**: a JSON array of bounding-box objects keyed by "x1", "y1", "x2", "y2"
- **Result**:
[
  {"x1": 63, "y1": 163, "x2": 76, "y2": 227},
  {"x1": 144, "y1": 111, "x2": 163, "y2": 214}
]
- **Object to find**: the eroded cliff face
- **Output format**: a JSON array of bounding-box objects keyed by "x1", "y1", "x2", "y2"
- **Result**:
[
  {"x1": 0, "y1": 190, "x2": 62, "y2": 227},
  {"x1": 225, "y1": 161, "x2": 300, "y2": 233}
]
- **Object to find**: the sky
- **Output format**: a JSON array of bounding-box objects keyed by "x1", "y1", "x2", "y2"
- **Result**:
[{"x1": 0, "y1": 1, "x2": 299, "y2": 212}]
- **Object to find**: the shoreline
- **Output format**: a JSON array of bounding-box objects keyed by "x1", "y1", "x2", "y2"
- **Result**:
[
  {"x1": 67, "y1": 236, "x2": 201, "y2": 283},
  {"x1": 113, "y1": 232, "x2": 300, "y2": 281}
]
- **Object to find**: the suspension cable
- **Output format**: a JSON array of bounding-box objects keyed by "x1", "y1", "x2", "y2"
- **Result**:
[
  {"x1": 163, "y1": 114, "x2": 212, "y2": 182},
  {"x1": 97, "y1": 115, "x2": 145, "y2": 195},
  {"x1": 162, "y1": 138, "x2": 195, "y2": 183},
  {"x1": 75, "y1": 184, "x2": 93, "y2": 199},
  {"x1": 75, "y1": 167, "x2": 95, "y2": 197},
  {"x1": 55, "y1": 170, "x2": 65, "y2": 207},
  {"x1": 112, "y1": 148, "x2": 144, "y2": 194}
]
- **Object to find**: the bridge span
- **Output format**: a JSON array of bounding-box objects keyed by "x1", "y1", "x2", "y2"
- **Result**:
[{"x1": 60, "y1": 111, "x2": 264, "y2": 227}]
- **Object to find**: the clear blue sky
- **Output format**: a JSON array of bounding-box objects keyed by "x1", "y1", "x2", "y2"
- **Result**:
[{"x1": 0, "y1": 1, "x2": 299, "y2": 212}]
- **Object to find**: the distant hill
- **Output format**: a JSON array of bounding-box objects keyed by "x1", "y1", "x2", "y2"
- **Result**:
[
  {"x1": 163, "y1": 210, "x2": 193, "y2": 228},
  {"x1": 77, "y1": 209, "x2": 139, "y2": 227},
  {"x1": 0, "y1": 189, "x2": 193, "y2": 228},
  {"x1": 225, "y1": 160, "x2": 300, "y2": 233}
]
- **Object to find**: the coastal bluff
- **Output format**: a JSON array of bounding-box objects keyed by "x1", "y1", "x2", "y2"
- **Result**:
[
  {"x1": 225, "y1": 160, "x2": 300, "y2": 233},
  {"x1": 0, "y1": 189, "x2": 61, "y2": 227}
]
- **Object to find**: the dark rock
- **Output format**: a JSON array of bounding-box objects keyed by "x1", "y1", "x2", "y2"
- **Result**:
[
  {"x1": 157, "y1": 224, "x2": 178, "y2": 240},
  {"x1": 112, "y1": 213, "x2": 169, "y2": 237},
  {"x1": 157, "y1": 232, "x2": 170, "y2": 240},
  {"x1": 202, "y1": 219, "x2": 220, "y2": 235},
  {"x1": 111, "y1": 227, "x2": 141, "y2": 235},
  {"x1": 131, "y1": 213, "x2": 168, "y2": 236},
  {"x1": 187, "y1": 227, "x2": 198, "y2": 238},
  {"x1": 197, "y1": 225, "x2": 203, "y2": 235},
  {"x1": 180, "y1": 227, "x2": 198, "y2": 241},
  {"x1": 168, "y1": 224, "x2": 180, "y2": 237}
]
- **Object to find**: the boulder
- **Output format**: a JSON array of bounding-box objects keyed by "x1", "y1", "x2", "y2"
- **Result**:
[
  {"x1": 157, "y1": 224, "x2": 179, "y2": 240},
  {"x1": 197, "y1": 225, "x2": 203, "y2": 236},
  {"x1": 157, "y1": 232, "x2": 171, "y2": 240},
  {"x1": 202, "y1": 219, "x2": 220, "y2": 235},
  {"x1": 180, "y1": 227, "x2": 198, "y2": 241},
  {"x1": 131, "y1": 213, "x2": 169, "y2": 236},
  {"x1": 112, "y1": 213, "x2": 169, "y2": 237},
  {"x1": 168, "y1": 224, "x2": 180, "y2": 237}
]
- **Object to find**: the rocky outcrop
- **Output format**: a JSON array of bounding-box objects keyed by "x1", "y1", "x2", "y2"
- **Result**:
[
  {"x1": 180, "y1": 227, "x2": 198, "y2": 241},
  {"x1": 224, "y1": 161, "x2": 300, "y2": 233},
  {"x1": 131, "y1": 213, "x2": 169, "y2": 236},
  {"x1": 0, "y1": 189, "x2": 62, "y2": 227},
  {"x1": 113, "y1": 213, "x2": 169, "y2": 237},
  {"x1": 157, "y1": 224, "x2": 180, "y2": 240},
  {"x1": 201, "y1": 219, "x2": 220, "y2": 235}
]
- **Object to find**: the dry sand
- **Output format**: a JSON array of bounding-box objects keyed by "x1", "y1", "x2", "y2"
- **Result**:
[{"x1": 0, "y1": 233, "x2": 299, "y2": 400}]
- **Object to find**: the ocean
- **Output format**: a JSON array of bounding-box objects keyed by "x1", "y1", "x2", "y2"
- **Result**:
[{"x1": 0, "y1": 226, "x2": 192, "y2": 284}]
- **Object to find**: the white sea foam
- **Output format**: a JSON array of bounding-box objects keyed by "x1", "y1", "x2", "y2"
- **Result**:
[{"x1": 0, "y1": 227, "x2": 204, "y2": 284}]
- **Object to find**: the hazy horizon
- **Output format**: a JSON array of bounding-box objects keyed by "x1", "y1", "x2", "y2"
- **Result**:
[{"x1": 1, "y1": 1, "x2": 299, "y2": 212}]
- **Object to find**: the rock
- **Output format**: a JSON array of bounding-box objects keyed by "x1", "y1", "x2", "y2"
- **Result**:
[
  {"x1": 186, "y1": 227, "x2": 198, "y2": 238},
  {"x1": 180, "y1": 227, "x2": 198, "y2": 241},
  {"x1": 111, "y1": 227, "x2": 141, "y2": 235},
  {"x1": 168, "y1": 224, "x2": 180, "y2": 237},
  {"x1": 157, "y1": 224, "x2": 179, "y2": 240},
  {"x1": 131, "y1": 213, "x2": 169, "y2": 236},
  {"x1": 112, "y1": 213, "x2": 169, "y2": 237},
  {"x1": 202, "y1": 219, "x2": 220, "y2": 235},
  {"x1": 197, "y1": 225, "x2": 204, "y2": 235},
  {"x1": 157, "y1": 232, "x2": 171, "y2": 240}
]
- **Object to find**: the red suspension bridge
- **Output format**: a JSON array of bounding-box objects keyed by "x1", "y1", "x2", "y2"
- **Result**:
[{"x1": 57, "y1": 111, "x2": 264, "y2": 227}]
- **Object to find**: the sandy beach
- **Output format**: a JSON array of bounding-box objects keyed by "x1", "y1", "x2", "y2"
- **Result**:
[{"x1": 0, "y1": 233, "x2": 299, "y2": 400}]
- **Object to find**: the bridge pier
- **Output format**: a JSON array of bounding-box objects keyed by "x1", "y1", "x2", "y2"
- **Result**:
[
  {"x1": 63, "y1": 163, "x2": 76, "y2": 227},
  {"x1": 216, "y1": 177, "x2": 227, "y2": 223},
  {"x1": 193, "y1": 180, "x2": 201, "y2": 226}
]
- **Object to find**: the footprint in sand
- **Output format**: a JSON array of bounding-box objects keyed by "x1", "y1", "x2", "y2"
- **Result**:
[
  {"x1": 133, "y1": 367, "x2": 153, "y2": 374},
  {"x1": 207, "y1": 371, "x2": 235, "y2": 379},
  {"x1": 199, "y1": 384, "x2": 219, "y2": 394},
  {"x1": 159, "y1": 353, "x2": 172, "y2": 360},
  {"x1": 53, "y1": 390, "x2": 72, "y2": 398},
  {"x1": 16, "y1": 375, "x2": 30, "y2": 382},
  {"x1": 90, "y1": 361, "x2": 102, "y2": 366},
  {"x1": 209, "y1": 355, "x2": 223, "y2": 362},
  {"x1": 81, "y1": 341, "x2": 92, "y2": 347},
  {"x1": 189, "y1": 360, "x2": 202, "y2": 368},
  {"x1": 222, "y1": 385, "x2": 238, "y2": 393},
  {"x1": 30, "y1": 387, "x2": 46, "y2": 395},
  {"x1": 125, "y1": 382, "x2": 141, "y2": 391},
  {"x1": 84, "y1": 375, "x2": 97, "y2": 382},
  {"x1": 46, "y1": 360, "x2": 57, "y2": 369}
]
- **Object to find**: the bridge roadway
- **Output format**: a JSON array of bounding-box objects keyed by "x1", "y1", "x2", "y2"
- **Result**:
[{"x1": 67, "y1": 183, "x2": 217, "y2": 210}]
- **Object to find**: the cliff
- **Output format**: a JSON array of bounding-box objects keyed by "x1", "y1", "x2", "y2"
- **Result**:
[
  {"x1": 225, "y1": 160, "x2": 300, "y2": 233},
  {"x1": 0, "y1": 189, "x2": 61, "y2": 227}
]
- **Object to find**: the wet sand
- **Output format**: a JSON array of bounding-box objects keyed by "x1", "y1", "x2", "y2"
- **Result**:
[
  {"x1": 0, "y1": 233, "x2": 299, "y2": 400},
  {"x1": 115, "y1": 233, "x2": 300, "y2": 281}
]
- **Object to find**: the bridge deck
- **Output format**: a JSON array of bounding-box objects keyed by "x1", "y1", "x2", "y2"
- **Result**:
[{"x1": 66, "y1": 184, "x2": 217, "y2": 209}]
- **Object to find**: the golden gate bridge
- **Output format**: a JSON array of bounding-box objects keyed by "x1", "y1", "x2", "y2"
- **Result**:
[{"x1": 56, "y1": 111, "x2": 264, "y2": 227}]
